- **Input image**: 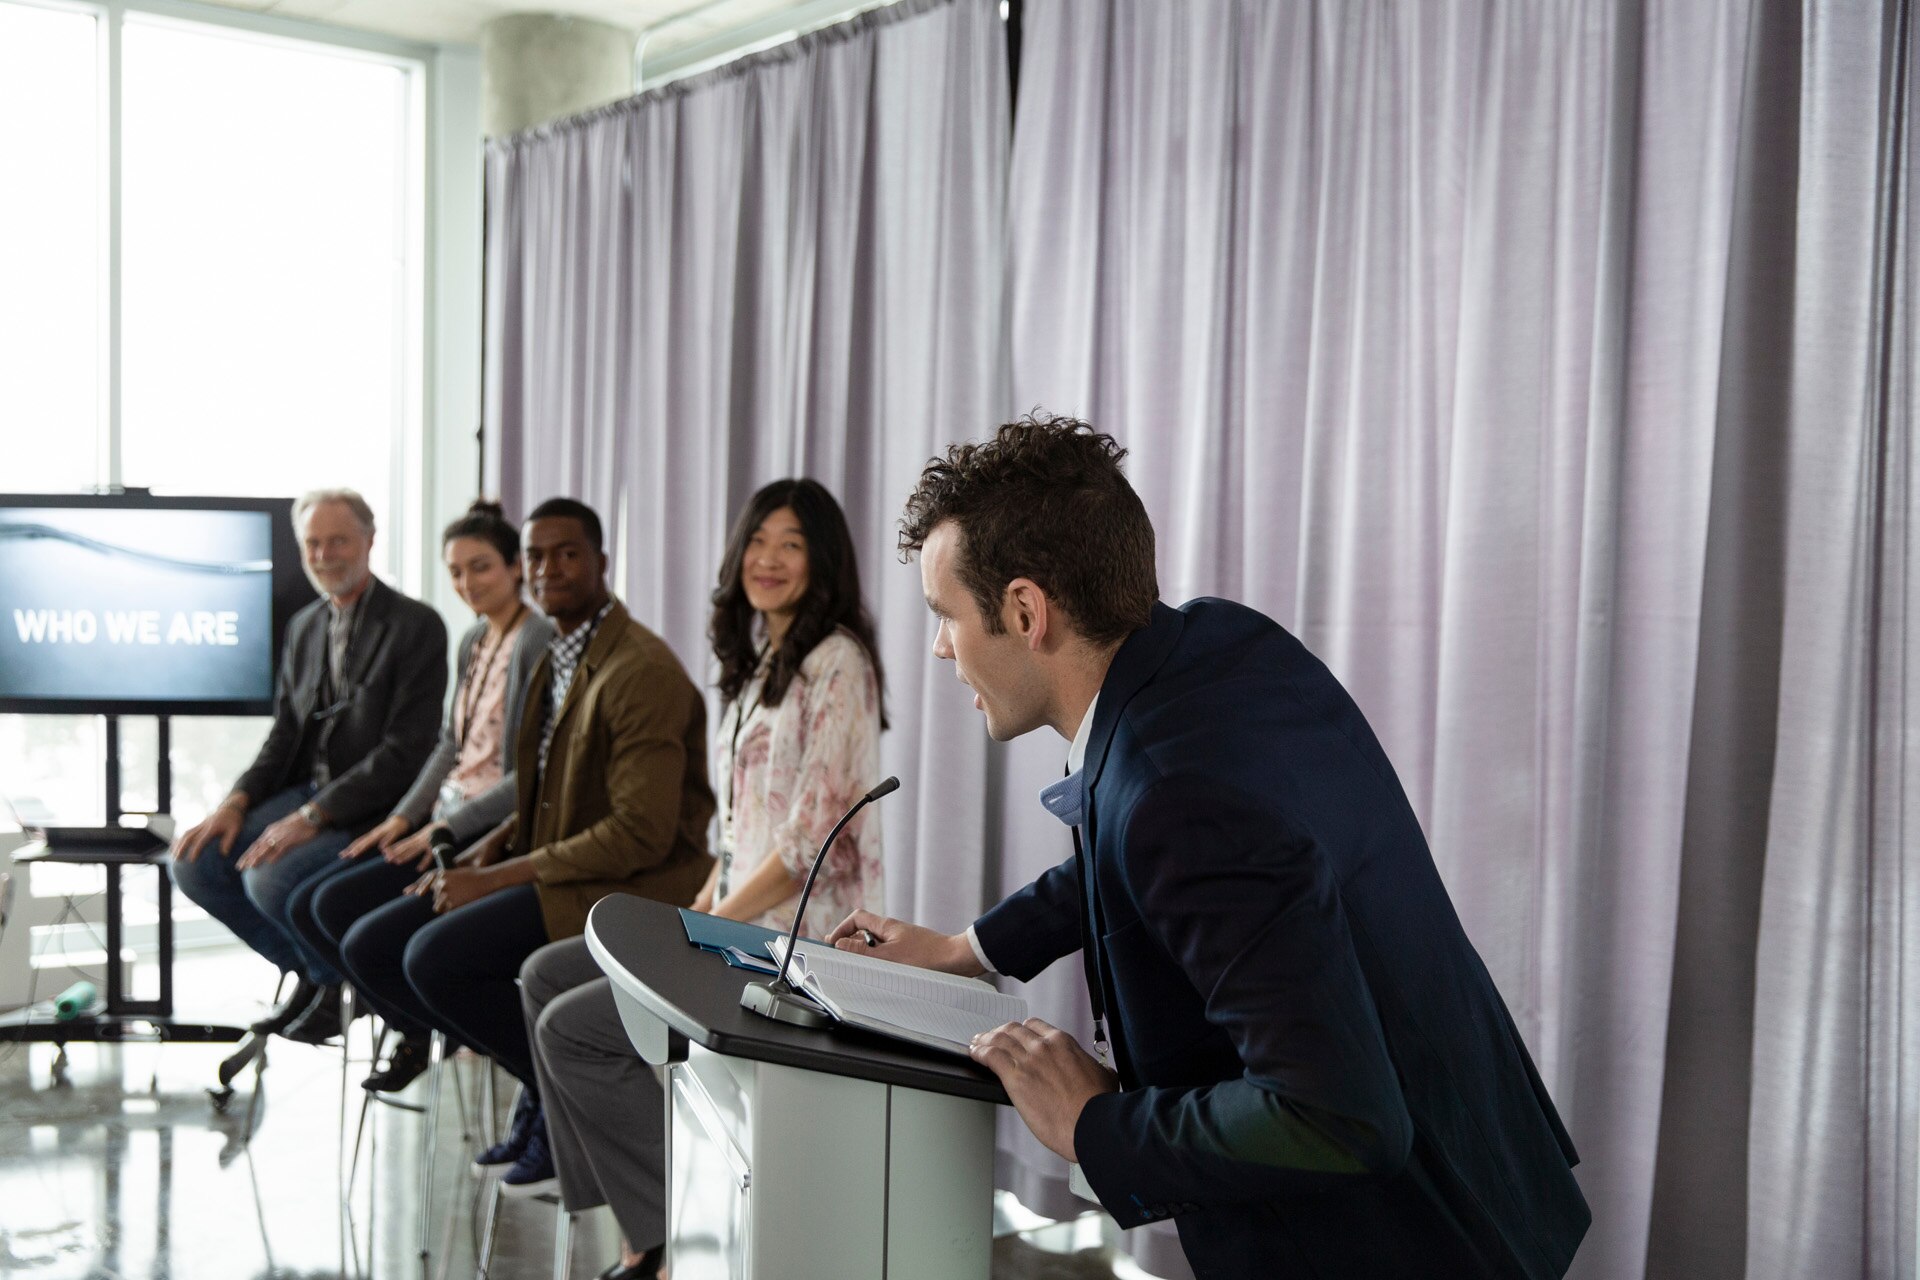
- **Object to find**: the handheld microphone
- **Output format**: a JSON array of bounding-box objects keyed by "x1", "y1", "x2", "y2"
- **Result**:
[
  {"x1": 739, "y1": 775, "x2": 899, "y2": 1028},
  {"x1": 429, "y1": 826, "x2": 458, "y2": 872}
]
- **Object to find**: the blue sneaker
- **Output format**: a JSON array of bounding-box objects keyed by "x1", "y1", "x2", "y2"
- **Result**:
[
  {"x1": 498, "y1": 1117, "x2": 557, "y2": 1198},
  {"x1": 473, "y1": 1089, "x2": 539, "y2": 1176}
]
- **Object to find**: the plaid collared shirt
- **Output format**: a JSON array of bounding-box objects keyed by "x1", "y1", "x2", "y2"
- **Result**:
[{"x1": 538, "y1": 599, "x2": 614, "y2": 779}]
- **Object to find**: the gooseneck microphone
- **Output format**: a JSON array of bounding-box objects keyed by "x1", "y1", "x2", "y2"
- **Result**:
[{"x1": 739, "y1": 775, "x2": 900, "y2": 1028}]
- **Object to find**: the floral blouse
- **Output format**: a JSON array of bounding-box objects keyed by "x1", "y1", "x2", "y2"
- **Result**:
[{"x1": 716, "y1": 629, "x2": 883, "y2": 938}]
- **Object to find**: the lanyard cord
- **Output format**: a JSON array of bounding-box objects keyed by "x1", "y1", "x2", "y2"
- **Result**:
[
  {"x1": 1071, "y1": 811, "x2": 1112, "y2": 1064},
  {"x1": 456, "y1": 604, "x2": 525, "y2": 755},
  {"x1": 721, "y1": 645, "x2": 771, "y2": 849}
]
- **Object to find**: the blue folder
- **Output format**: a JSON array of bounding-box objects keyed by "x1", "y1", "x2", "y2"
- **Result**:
[{"x1": 679, "y1": 908, "x2": 784, "y2": 952}]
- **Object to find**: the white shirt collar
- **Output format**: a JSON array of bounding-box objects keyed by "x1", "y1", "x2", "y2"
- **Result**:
[{"x1": 1066, "y1": 691, "x2": 1099, "y2": 775}]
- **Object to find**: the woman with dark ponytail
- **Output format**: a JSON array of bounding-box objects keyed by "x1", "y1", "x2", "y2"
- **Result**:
[{"x1": 292, "y1": 499, "x2": 554, "y2": 1090}]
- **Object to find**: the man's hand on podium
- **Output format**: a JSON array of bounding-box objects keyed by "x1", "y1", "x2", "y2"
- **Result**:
[
  {"x1": 969, "y1": 1018, "x2": 1119, "y2": 1163},
  {"x1": 827, "y1": 910, "x2": 982, "y2": 976}
]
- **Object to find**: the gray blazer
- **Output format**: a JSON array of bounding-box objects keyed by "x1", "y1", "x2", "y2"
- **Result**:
[
  {"x1": 391, "y1": 610, "x2": 554, "y2": 843},
  {"x1": 234, "y1": 576, "x2": 448, "y2": 828}
]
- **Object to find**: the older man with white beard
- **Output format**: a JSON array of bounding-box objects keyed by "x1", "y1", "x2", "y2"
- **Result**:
[{"x1": 171, "y1": 489, "x2": 446, "y2": 1043}]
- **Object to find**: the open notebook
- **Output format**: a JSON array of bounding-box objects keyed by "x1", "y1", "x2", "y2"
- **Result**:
[{"x1": 768, "y1": 937, "x2": 1027, "y2": 1057}]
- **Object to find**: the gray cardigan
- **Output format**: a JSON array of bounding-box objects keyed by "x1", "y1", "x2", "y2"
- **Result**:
[{"x1": 392, "y1": 610, "x2": 554, "y2": 843}]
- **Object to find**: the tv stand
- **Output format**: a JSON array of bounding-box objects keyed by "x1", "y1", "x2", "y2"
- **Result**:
[{"x1": 0, "y1": 714, "x2": 250, "y2": 1072}]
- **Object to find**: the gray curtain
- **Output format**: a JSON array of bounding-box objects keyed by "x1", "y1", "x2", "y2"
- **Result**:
[
  {"x1": 1007, "y1": 2, "x2": 1919, "y2": 1280},
  {"x1": 484, "y1": 0, "x2": 1013, "y2": 942},
  {"x1": 485, "y1": 0, "x2": 1919, "y2": 1278}
]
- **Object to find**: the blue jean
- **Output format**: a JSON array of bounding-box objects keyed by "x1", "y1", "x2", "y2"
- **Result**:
[
  {"x1": 169, "y1": 784, "x2": 359, "y2": 985},
  {"x1": 403, "y1": 883, "x2": 549, "y2": 1088},
  {"x1": 317, "y1": 856, "x2": 439, "y2": 1037}
]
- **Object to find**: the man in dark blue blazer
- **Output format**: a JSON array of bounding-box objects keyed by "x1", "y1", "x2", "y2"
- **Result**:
[{"x1": 831, "y1": 417, "x2": 1590, "y2": 1279}]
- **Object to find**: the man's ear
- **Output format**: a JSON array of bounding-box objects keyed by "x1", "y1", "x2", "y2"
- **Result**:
[{"x1": 1003, "y1": 578, "x2": 1050, "y2": 650}]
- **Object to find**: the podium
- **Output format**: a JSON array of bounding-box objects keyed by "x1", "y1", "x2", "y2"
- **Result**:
[{"x1": 585, "y1": 895, "x2": 1007, "y2": 1280}]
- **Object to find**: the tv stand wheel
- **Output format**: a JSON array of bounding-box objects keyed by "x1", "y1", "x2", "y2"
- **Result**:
[{"x1": 50, "y1": 1046, "x2": 69, "y2": 1089}]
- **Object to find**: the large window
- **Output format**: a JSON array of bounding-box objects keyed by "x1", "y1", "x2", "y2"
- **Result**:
[
  {"x1": 120, "y1": 16, "x2": 420, "y2": 529},
  {"x1": 0, "y1": 3, "x2": 102, "y2": 491},
  {"x1": 0, "y1": 1, "x2": 421, "y2": 553},
  {"x1": 0, "y1": 0, "x2": 428, "y2": 982}
]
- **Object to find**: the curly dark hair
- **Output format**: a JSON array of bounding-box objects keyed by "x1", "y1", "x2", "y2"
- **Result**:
[
  {"x1": 900, "y1": 414, "x2": 1158, "y2": 645},
  {"x1": 441, "y1": 498, "x2": 520, "y2": 567},
  {"x1": 711, "y1": 478, "x2": 887, "y2": 726}
]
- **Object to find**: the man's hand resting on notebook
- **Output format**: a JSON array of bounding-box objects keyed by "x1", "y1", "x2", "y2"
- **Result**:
[
  {"x1": 969, "y1": 1018, "x2": 1119, "y2": 1162},
  {"x1": 827, "y1": 910, "x2": 982, "y2": 976}
]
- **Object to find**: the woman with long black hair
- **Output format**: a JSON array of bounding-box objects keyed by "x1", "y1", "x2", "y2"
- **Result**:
[
  {"x1": 691, "y1": 476, "x2": 888, "y2": 932},
  {"x1": 496, "y1": 479, "x2": 887, "y2": 1279}
]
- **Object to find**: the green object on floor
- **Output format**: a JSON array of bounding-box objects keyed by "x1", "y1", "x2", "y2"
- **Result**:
[{"x1": 54, "y1": 980, "x2": 98, "y2": 1021}]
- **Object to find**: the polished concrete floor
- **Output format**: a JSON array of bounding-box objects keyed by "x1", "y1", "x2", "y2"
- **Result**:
[{"x1": 0, "y1": 950, "x2": 1157, "y2": 1280}]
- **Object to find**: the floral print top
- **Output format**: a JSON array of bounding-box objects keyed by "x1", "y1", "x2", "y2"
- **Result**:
[{"x1": 716, "y1": 629, "x2": 884, "y2": 939}]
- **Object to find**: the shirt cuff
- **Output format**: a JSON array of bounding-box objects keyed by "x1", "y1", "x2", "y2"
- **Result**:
[{"x1": 964, "y1": 924, "x2": 998, "y2": 976}]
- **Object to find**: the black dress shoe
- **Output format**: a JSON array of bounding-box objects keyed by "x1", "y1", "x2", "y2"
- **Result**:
[
  {"x1": 361, "y1": 1032, "x2": 432, "y2": 1092},
  {"x1": 281, "y1": 984, "x2": 347, "y2": 1044},
  {"x1": 250, "y1": 975, "x2": 321, "y2": 1037},
  {"x1": 596, "y1": 1242, "x2": 665, "y2": 1280}
]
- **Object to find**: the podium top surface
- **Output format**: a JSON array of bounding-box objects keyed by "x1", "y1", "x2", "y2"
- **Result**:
[{"x1": 586, "y1": 894, "x2": 1010, "y2": 1105}]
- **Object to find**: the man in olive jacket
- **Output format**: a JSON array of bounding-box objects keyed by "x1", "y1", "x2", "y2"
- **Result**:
[{"x1": 401, "y1": 497, "x2": 713, "y2": 1185}]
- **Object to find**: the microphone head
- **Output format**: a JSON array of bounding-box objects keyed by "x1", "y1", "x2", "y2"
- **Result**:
[{"x1": 865, "y1": 776, "x2": 900, "y2": 802}]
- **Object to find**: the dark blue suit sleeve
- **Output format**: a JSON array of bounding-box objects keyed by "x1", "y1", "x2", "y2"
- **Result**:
[
  {"x1": 972, "y1": 855, "x2": 1082, "y2": 980},
  {"x1": 1075, "y1": 774, "x2": 1413, "y2": 1226}
]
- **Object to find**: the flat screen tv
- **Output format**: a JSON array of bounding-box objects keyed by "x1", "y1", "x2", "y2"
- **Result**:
[{"x1": 0, "y1": 493, "x2": 311, "y2": 716}]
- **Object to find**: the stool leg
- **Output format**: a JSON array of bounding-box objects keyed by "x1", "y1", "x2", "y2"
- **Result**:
[
  {"x1": 451, "y1": 1048, "x2": 474, "y2": 1141},
  {"x1": 348, "y1": 1020, "x2": 390, "y2": 1198},
  {"x1": 337, "y1": 987, "x2": 354, "y2": 1199},
  {"x1": 475, "y1": 1181, "x2": 502, "y2": 1280},
  {"x1": 240, "y1": 1043, "x2": 269, "y2": 1142},
  {"x1": 417, "y1": 1031, "x2": 446, "y2": 1270},
  {"x1": 552, "y1": 1209, "x2": 573, "y2": 1280},
  {"x1": 481, "y1": 1060, "x2": 498, "y2": 1149}
]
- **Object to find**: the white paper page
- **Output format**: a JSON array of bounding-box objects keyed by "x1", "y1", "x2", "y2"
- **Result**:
[
  {"x1": 770, "y1": 938, "x2": 1028, "y2": 1043},
  {"x1": 829, "y1": 976, "x2": 1022, "y2": 1048}
]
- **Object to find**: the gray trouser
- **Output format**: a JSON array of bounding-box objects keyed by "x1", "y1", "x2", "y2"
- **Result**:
[{"x1": 521, "y1": 936, "x2": 666, "y2": 1252}]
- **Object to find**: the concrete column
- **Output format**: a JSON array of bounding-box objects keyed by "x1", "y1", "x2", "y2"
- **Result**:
[{"x1": 481, "y1": 14, "x2": 637, "y2": 137}]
